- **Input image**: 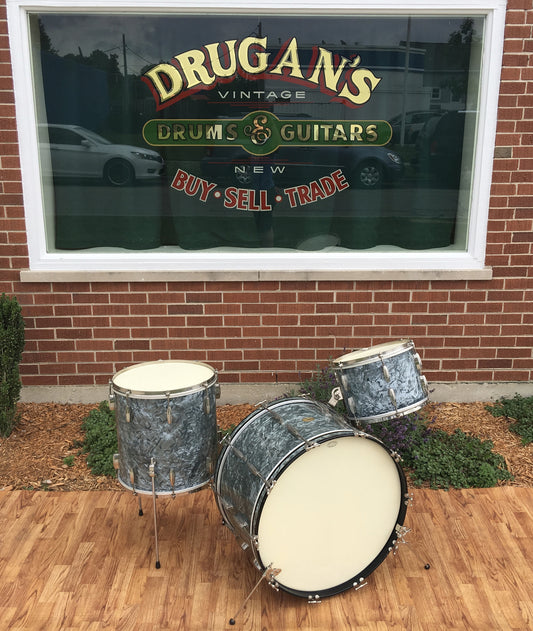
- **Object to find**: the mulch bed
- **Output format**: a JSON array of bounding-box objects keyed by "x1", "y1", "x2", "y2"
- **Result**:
[{"x1": 0, "y1": 401, "x2": 531, "y2": 491}]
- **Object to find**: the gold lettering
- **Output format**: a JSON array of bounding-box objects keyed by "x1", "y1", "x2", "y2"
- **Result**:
[
  {"x1": 144, "y1": 63, "x2": 184, "y2": 103},
  {"x1": 350, "y1": 124, "x2": 363, "y2": 142},
  {"x1": 174, "y1": 49, "x2": 215, "y2": 89},
  {"x1": 280, "y1": 124, "x2": 294, "y2": 141},
  {"x1": 157, "y1": 124, "x2": 171, "y2": 140},
  {"x1": 269, "y1": 38, "x2": 304, "y2": 79},
  {"x1": 339, "y1": 68, "x2": 382, "y2": 106},
  {"x1": 366, "y1": 124, "x2": 378, "y2": 142},
  {"x1": 238, "y1": 37, "x2": 269, "y2": 74},
  {"x1": 205, "y1": 40, "x2": 238, "y2": 78},
  {"x1": 307, "y1": 48, "x2": 357, "y2": 92}
]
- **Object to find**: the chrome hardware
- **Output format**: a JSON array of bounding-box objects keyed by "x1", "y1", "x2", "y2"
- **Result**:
[
  {"x1": 307, "y1": 594, "x2": 321, "y2": 604},
  {"x1": 108, "y1": 381, "x2": 115, "y2": 410},
  {"x1": 203, "y1": 384, "x2": 211, "y2": 415},
  {"x1": 228, "y1": 443, "x2": 274, "y2": 493},
  {"x1": 421, "y1": 375, "x2": 429, "y2": 395},
  {"x1": 328, "y1": 386, "x2": 343, "y2": 407},
  {"x1": 256, "y1": 400, "x2": 318, "y2": 451},
  {"x1": 166, "y1": 393, "x2": 172, "y2": 424},
  {"x1": 215, "y1": 382, "x2": 221, "y2": 399},
  {"x1": 390, "y1": 450, "x2": 402, "y2": 463},
  {"x1": 388, "y1": 388, "x2": 397, "y2": 409},
  {"x1": 113, "y1": 453, "x2": 119, "y2": 470},
  {"x1": 381, "y1": 362, "x2": 390, "y2": 382},
  {"x1": 125, "y1": 391, "x2": 131, "y2": 423},
  {"x1": 355, "y1": 579, "x2": 367, "y2": 591},
  {"x1": 149, "y1": 458, "x2": 156, "y2": 479},
  {"x1": 395, "y1": 524, "x2": 411, "y2": 547},
  {"x1": 169, "y1": 469, "x2": 176, "y2": 498},
  {"x1": 413, "y1": 352, "x2": 423, "y2": 372}
]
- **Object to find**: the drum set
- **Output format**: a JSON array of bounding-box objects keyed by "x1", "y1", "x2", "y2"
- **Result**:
[{"x1": 109, "y1": 339, "x2": 429, "y2": 617}]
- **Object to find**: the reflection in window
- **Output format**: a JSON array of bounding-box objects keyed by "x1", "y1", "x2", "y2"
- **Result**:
[{"x1": 31, "y1": 13, "x2": 483, "y2": 253}]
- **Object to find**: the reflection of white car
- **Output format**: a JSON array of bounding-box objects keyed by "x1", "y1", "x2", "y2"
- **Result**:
[{"x1": 38, "y1": 124, "x2": 165, "y2": 186}]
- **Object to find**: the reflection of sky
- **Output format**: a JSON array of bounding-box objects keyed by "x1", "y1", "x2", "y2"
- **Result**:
[{"x1": 37, "y1": 14, "x2": 477, "y2": 75}]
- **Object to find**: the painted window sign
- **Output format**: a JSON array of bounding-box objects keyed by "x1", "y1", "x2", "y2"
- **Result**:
[{"x1": 31, "y1": 13, "x2": 483, "y2": 253}]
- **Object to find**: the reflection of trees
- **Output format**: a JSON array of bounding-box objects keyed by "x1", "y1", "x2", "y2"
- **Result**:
[
  {"x1": 443, "y1": 18, "x2": 478, "y2": 102},
  {"x1": 38, "y1": 19, "x2": 145, "y2": 140}
]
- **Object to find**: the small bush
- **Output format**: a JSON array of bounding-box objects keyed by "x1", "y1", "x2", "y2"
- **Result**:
[
  {"x1": 81, "y1": 401, "x2": 117, "y2": 477},
  {"x1": 0, "y1": 294, "x2": 25, "y2": 437},
  {"x1": 408, "y1": 429, "x2": 513, "y2": 489},
  {"x1": 486, "y1": 394, "x2": 533, "y2": 445},
  {"x1": 292, "y1": 363, "x2": 514, "y2": 490}
]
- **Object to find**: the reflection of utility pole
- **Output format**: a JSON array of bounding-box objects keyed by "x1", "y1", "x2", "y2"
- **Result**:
[
  {"x1": 122, "y1": 33, "x2": 130, "y2": 130},
  {"x1": 400, "y1": 17, "x2": 411, "y2": 146},
  {"x1": 122, "y1": 33, "x2": 128, "y2": 78}
]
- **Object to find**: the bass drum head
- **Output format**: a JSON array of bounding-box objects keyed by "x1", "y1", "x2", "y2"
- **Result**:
[
  {"x1": 112, "y1": 360, "x2": 215, "y2": 395},
  {"x1": 256, "y1": 435, "x2": 405, "y2": 597}
]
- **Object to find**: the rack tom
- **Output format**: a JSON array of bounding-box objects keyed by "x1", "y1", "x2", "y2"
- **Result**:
[{"x1": 332, "y1": 339, "x2": 428, "y2": 423}]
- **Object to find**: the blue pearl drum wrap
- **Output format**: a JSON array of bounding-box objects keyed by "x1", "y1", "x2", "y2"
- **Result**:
[
  {"x1": 112, "y1": 362, "x2": 218, "y2": 495},
  {"x1": 214, "y1": 397, "x2": 408, "y2": 598},
  {"x1": 215, "y1": 397, "x2": 350, "y2": 541},
  {"x1": 333, "y1": 340, "x2": 428, "y2": 423}
]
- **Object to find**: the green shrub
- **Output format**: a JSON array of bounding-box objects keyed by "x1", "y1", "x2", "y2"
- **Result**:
[
  {"x1": 486, "y1": 394, "x2": 533, "y2": 445},
  {"x1": 295, "y1": 363, "x2": 346, "y2": 414},
  {"x1": 292, "y1": 363, "x2": 514, "y2": 490},
  {"x1": 81, "y1": 401, "x2": 118, "y2": 477},
  {"x1": 408, "y1": 429, "x2": 513, "y2": 489},
  {"x1": 0, "y1": 294, "x2": 25, "y2": 437}
]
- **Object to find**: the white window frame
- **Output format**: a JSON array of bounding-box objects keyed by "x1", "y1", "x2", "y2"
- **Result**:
[{"x1": 7, "y1": 0, "x2": 507, "y2": 279}]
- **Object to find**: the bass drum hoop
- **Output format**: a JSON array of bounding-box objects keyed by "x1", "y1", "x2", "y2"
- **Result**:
[
  {"x1": 252, "y1": 433, "x2": 408, "y2": 599},
  {"x1": 111, "y1": 359, "x2": 217, "y2": 399}
]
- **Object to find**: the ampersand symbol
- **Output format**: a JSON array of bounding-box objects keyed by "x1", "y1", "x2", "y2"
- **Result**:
[{"x1": 244, "y1": 115, "x2": 271, "y2": 146}]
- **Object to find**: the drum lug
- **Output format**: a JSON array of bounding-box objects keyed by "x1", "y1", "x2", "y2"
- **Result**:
[
  {"x1": 166, "y1": 393, "x2": 172, "y2": 424},
  {"x1": 108, "y1": 380, "x2": 115, "y2": 411},
  {"x1": 413, "y1": 352, "x2": 423, "y2": 372},
  {"x1": 328, "y1": 386, "x2": 343, "y2": 407},
  {"x1": 125, "y1": 391, "x2": 131, "y2": 423},
  {"x1": 388, "y1": 388, "x2": 397, "y2": 410},
  {"x1": 113, "y1": 453, "x2": 120, "y2": 470},
  {"x1": 421, "y1": 374, "x2": 429, "y2": 395},
  {"x1": 381, "y1": 361, "x2": 391, "y2": 382},
  {"x1": 203, "y1": 388, "x2": 211, "y2": 415}
]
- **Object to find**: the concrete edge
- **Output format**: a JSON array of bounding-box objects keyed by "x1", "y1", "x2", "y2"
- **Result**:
[{"x1": 19, "y1": 382, "x2": 533, "y2": 405}]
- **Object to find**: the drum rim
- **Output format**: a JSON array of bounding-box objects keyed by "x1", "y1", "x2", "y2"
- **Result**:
[
  {"x1": 213, "y1": 397, "x2": 349, "y2": 541},
  {"x1": 252, "y1": 432, "x2": 409, "y2": 599},
  {"x1": 111, "y1": 359, "x2": 217, "y2": 397},
  {"x1": 348, "y1": 396, "x2": 429, "y2": 424},
  {"x1": 333, "y1": 338, "x2": 414, "y2": 368}
]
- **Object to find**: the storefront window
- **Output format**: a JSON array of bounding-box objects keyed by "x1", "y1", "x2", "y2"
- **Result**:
[{"x1": 7, "y1": 1, "x2": 505, "y2": 274}]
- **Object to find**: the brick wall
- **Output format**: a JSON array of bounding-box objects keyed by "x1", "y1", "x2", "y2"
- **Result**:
[{"x1": 1, "y1": 1, "x2": 532, "y2": 389}]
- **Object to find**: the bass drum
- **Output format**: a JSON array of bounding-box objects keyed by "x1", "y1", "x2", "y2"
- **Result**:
[{"x1": 214, "y1": 397, "x2": 408, "y2": 599}]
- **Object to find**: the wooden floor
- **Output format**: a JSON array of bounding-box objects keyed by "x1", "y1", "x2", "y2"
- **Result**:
[{"x1": 0, "y1": 487, "x2": 532, "y2": 630}]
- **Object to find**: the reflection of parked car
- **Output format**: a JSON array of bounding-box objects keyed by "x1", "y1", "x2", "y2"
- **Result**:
[
  {"x1": 201, "y1": 144, "x2": 403, "y2": 190},
  {"x1": 38, "y1": 124, "x2": 165, "y2": 186},
  {"x1": 415, "y1": 111, "x2": 469, "y2": 187},
  {"x1": 389, "y1": 110, "x2": 443, "y2": 145}
]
